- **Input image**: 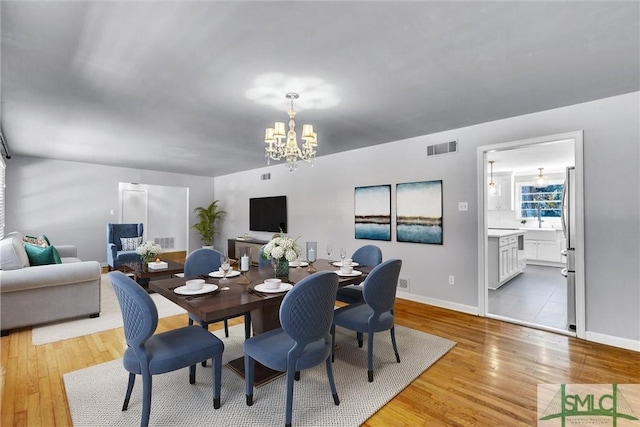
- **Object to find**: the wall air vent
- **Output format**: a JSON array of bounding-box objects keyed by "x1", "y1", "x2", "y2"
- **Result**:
[
  {"x1": 154, "y1": 237, "x2": 175, "y2": 250},
  {"x1": 427, "y1": 140, "x2": 458, "y2": 157},
  {"x1": 397, "y1": 277, "x2": 410, "y2": 291},
  {"x1": 261, "y1": 173, "x2": 271, "y2": 181}
]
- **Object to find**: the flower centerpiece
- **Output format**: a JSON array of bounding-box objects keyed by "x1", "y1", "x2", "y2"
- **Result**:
[
  {"x1": 261, "y1": 232, "x2": 301, "y2": 278},
  {"x1": 136, "y1": 241, "x2": 163, "y2": 264}
]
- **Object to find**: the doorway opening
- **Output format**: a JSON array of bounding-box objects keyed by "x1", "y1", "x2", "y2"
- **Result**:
[{"x1": 477, "y1": 131, "x2": 585, "y2": 338}]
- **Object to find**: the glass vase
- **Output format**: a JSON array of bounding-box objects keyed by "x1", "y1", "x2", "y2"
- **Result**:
[{"x1": 272, "y1": 258, "x2": 289, "y2": 278}]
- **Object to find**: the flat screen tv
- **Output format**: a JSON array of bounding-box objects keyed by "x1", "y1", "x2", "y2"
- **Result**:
[{"x1": 249, "y1": 196, "x2": 287, "y2": 233}]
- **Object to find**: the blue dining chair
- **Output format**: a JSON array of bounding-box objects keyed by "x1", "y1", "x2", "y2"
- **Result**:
[
  {"x1": 332, "y1": 259, "x2": 402, "y2": 382},
  {"x1": 335, "y1": 245, "x2": 383, "y2": 304},
  {"x1": 109, "y1": 271, "x2": 224, "y2": 427},
  {"x1": 184, "y1": 248, "x2": 251, "y2": 343},
  {"x1": 244, "y1": 271, "x2": 340, "y2": 427}
]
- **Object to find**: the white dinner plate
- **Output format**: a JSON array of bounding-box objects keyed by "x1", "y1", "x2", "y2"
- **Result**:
[
  {"x1": 208, "y1": 270, "x2": 241, "y2": 278},
  {"x1": 289, "y1": 261, "x2": 309, "y2": 267},
  {"x1": 174, "y1": 284, "x2": 219, "y2": 295},
  {"x1": 332, "y1": 261, "x2": 360, "y2": 267},
  {"x1": 334, "y1": 270, "x2": 363, "y2": 277},
  {"x1": 254, "y1": 283, "x2": 294, "y2": 293}
]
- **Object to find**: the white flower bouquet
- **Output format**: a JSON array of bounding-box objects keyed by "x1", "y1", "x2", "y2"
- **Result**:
[
  {"x1": 136, "y1": 241, "x2": 163, "y2": 262},
  {"x1": 261, "y1": 232, "x2": 301, "y2": 262}
]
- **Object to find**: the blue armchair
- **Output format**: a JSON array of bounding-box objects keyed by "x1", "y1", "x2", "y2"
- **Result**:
[{"x1": 107, "y1": 223, "x2": 144, "y2": 270}]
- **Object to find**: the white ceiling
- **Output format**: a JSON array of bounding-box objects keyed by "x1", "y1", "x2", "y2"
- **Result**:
[
  {"x1": 1, "y1": 1, "x2": 638, "y2": 177},
  {"x1": 487, "y1": 139, "x2": 575, "y2": 176}
]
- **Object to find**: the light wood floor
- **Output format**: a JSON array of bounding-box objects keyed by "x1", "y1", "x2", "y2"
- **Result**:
[{"x1": 2, "y1": 299, "x2": 638, "y2": 426}]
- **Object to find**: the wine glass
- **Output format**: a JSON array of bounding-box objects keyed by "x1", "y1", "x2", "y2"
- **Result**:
[
  {"x1": 220, "y1": 254, "x2": 230, "y2": 282},
  {"x1": 326, "y1": 244, "x2": 333, "y2": 262},
  {"x1": 340, "y1": 247, "x2": 346, "y2": 265}
]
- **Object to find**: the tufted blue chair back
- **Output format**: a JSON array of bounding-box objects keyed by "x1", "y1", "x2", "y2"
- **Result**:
[
  {"x1": 109, "y1": 271, "x2": 158, "y2": 359},
  {"x1": 279, "y1": 271, "x2": 339, "y2": 346},
  {"x1": 362, "y1": 259, "x2": 402, "y2": 313},
  {"x1": 351, "y1": 245, "x2": 382, "y2": 267},
  {"x1": 184, "y1": 248, "x2": 223, "y2": 276}
]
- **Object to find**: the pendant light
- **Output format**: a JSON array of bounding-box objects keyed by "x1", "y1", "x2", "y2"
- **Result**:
[
  {"x1": 488, "y1": 161, "x2": 497, "y2": 194},
  {"x1": 535, "y1": 167, "x2": 547, "y2": 187}
]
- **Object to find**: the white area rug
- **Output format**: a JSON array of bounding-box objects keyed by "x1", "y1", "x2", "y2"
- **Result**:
[
  {"x1": 64, "y1": 324, "x2": 455, "y2": 426},
  {"x1": 31, "y1": 274, "x2": 186, "y2": 345}
]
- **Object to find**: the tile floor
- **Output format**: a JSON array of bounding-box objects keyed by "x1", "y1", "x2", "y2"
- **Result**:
[{"x1": 488, "y1": 264, "x2": 568, "y2": 330}]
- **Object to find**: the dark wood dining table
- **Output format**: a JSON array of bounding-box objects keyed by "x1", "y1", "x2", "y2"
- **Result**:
[{"x1": 149, "y1": 259, "x2": 371, "y2": 385}]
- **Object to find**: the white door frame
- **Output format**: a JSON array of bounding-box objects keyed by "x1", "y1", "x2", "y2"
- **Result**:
[{"x1": 476, "y1": 131, "x2": 586, "y2": 339}]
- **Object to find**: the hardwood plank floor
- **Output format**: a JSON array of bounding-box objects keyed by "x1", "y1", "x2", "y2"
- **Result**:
[{"x1": 2, "y1": 299, "x2": 638, "y2": 426}]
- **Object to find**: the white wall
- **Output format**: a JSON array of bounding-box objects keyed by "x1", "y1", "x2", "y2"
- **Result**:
[
  {"x1": 5, "y1": 158, "x2": 215, "y2": 263},
  {"x1": 214, "y1": 92, "x2": 639, "y2": 349}
]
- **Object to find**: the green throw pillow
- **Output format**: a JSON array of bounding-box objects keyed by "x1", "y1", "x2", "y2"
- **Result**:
[{"x1": 24, "y1": 243, "x2": 62, "y2": 266}]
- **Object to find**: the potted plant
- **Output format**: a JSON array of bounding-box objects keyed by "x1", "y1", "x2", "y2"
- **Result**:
[{"x1": 192, "y1": 200, "x2": 226, "y2": 248}]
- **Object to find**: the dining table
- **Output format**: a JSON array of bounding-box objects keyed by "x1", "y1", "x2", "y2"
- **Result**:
[{"x1": 149, "y1": 259, "x2": 371, "y2": 386}]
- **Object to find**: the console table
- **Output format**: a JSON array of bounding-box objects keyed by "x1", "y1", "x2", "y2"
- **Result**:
[{"x1": 227, "y1": 238, "x2": 268, "y2": 265}]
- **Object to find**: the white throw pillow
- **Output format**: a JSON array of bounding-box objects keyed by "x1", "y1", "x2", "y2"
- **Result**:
[{"x1": 120, "y1": 237, "x2": 142, "y2": 251}]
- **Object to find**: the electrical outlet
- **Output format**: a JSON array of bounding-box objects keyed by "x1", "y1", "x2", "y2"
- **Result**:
[
  {"x1": 448, "y1": 275, "x2": 455, "y2": 285},
  {"x1": 458, "y1": 202, "x2": 468, "y2": 211}
]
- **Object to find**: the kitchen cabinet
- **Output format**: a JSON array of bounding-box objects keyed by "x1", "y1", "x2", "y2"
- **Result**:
[
  {"x1": 488, "y1": 173, "x2": 514, "y2": 211},
  {"x1": 522, "y1": 229, "x2": 566, "y2": 265},
  {"x1": 488, "y1": 230, "x2": 525, "y2": 289}
]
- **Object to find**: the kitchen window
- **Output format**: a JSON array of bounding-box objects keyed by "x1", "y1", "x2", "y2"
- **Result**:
[{"x1": 518, "y1": 181, "x2": 564, "y2": 219}]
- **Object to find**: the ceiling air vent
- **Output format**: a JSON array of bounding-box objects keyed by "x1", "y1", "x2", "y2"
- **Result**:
[{"x1": 427, "y1": 140, "x2": 458, "y2": 157}]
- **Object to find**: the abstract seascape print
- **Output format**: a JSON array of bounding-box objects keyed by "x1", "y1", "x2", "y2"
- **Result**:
[
  {"x1": 396, "y1": 180, "x2": 443, "y2": 244},
  {"x1": 354, "y1": 185, "x2": 391, "y2": 241}
]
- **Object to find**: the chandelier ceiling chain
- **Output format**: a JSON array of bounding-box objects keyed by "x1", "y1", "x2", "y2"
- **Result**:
[{"x1": 264, "y1": 92, "x2": 317, "y2": 172}]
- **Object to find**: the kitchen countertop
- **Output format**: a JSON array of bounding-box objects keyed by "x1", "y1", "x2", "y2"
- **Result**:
[{"x1": 487, "y1": 229, "x2": 526, "y2": 238}]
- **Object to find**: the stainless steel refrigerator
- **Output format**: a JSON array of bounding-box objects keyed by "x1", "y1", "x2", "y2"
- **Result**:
[{"x1": 561, "y1": 166, "x2": 576, "y2": 331}]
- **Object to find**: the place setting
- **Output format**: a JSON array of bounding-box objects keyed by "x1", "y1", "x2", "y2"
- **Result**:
[
  {"x1": 332, "y1": 258, "x2": 362, "y2": 276},
  {"x1": 172, "y1": 279, "x2": 219, "y2": 300},
  {"x1": 250, "y1": 278, "x2": 293, "y2": 297}
]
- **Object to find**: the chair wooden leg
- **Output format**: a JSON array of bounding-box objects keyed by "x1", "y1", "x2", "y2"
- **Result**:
[
  {"x1": 122, "y1": 373, "x2": 136, "y2": 411},
  {"x1": 244, "y1": 356, "x2": 254, "y2": 406},
  {"x1": 223, "y1": 320, "x2": 229, "y2": 337},
  {"x1": 367, "y1": 331, "x2": 375, "y2": 382},
  {"x1": 325, "y1": 356, "x2": 340, "y2": 406},
  {"x1": 331, "y1": 325, "x2": 336, "y2": 362},
  {"x1": 357, "y1": 332, "x2": 363, "y2": 348},
  {"x1": 141, "y1": 373, "x2": 152, "y2": 427},
  {"x1": 189, "y1": 365, "x2": 196, "y2": 384},
  {"x1": 285, "y1": 369, "x2": 296, "y2": 427},
  {"x1": 390, "y1": 326, "x2": 400, "y2": 363},
  {"x1": 213, "y1": 355, "x2": 222, "y2": 409},
  {"x1": 201, "y1": 322, "x2": 209, "y2": 367}
]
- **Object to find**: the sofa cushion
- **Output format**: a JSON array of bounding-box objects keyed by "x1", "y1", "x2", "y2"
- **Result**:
[
  {"x1": 23, "y1": 235, "x2": 49, "y2": 247},
  {"x1": 24, "y1": 244, "x2": 62, "y2": 266},
  {"x1": 120, "y1": 236, "x2": 142, "y2": 251},
  {"x1": 0, "y1": 232, "x2": 30, "y2": 270}
]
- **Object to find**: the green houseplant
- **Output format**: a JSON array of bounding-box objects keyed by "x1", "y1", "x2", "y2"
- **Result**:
[{"x1": 192, "y1": 200, "x2": 226, "y2": 247}]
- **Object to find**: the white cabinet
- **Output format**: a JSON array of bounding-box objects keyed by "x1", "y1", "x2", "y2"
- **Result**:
[
  {"x1": 522, "y1": 230, "x2": 566, "y2": 265},
  {"x1": 488, "y1": 233, "x2": 525, "y2": 289},
  {"x1": 488, "y1": 173, "x2": 514, "y2": 211}
]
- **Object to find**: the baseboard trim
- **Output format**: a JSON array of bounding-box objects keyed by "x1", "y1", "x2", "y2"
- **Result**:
[
  {"x1": 396, "y1": 293, "x2": 479, "y2": 316},
  {"x1": 585, "y1": 331, "x2": 640, "y2": 352}
]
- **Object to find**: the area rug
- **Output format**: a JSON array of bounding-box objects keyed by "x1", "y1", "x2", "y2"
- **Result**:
[
  {"x1": 64, "y1": 324, "x2": 455, "y2": 426},
  {"x1": 32, "y1": 274, "x2": 186, "y2": 345}
]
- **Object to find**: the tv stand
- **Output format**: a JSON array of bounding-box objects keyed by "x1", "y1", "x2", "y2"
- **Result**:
[{"x1": 228, "y1": 238, "x2": 268, "y2": 265}]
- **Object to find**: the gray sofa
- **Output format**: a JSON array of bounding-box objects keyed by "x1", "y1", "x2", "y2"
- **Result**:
[{"x1": 0, "y1": 232, "x2": 102, "y2": 335}]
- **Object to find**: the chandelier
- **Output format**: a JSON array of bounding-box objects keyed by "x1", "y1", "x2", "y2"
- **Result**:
[
  {"x1": 264, "y1": 92, "x2": 317, "y2": 171},
  {"x1": 535, "y1": 167, "x2": 547, "y2": 187},
  {"x1": 488, "y1": 160, "x2": 497, "y2": 194}
]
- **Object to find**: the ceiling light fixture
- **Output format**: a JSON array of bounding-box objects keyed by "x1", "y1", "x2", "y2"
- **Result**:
[
  {"x1": 535, "y1": 167, "x2": 547, "y2": 187},
  {"x1": 264, "y1": 92, "x2": 317, "y2": 172},
  {"x1": 488, "y1": 160, "x2": 497, "y2": 194}
]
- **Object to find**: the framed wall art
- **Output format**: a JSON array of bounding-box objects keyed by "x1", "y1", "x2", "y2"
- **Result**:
[
  {"x1": 396, "y1": 180, "x2": 443, "y2": 244},
  {"x1": 354, "y1": 185, "x2": 391, "y2": 241}
]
